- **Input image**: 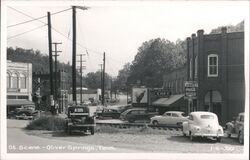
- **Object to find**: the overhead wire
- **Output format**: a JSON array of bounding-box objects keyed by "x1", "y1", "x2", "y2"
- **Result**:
[
  {"x1": 7, "y1": 24, "x2": 47, "y2": 40},
  {"x1": 7, "y1": 6, "x2": 72, "y2": 28}
]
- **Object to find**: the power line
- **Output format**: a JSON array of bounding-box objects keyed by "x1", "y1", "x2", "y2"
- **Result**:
[
  {"x1": 7, "y1": 7, "x2": 72, "y2": 28},
  {"x1": 7, "y1": 24, "x2": 47, "y2": 40}
]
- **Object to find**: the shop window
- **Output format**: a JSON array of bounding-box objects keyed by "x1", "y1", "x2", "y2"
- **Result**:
[
  {"x1": 20, "y1": 73, "x2": 26, "y2": 89},
  {"x1": 12, "y1": 73, "x2": 18, "y2": 88},
  {"x1": 208, "y1": 54, "x2": 218, "y2": 77}
]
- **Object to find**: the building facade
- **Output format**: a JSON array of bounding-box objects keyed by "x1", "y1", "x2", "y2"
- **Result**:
[
  {"x1": 160, "y1": 28, "x2": 244, "y2": 124},
  {"x1": 187, "y1": 28, "x2": 244, "y2": 124},
  {"x1": 7, "y1": 60, "x2": 33, "y2": 112},
  {"x1": 33, "y1": 70, "x2": 70, "y2": 113}
]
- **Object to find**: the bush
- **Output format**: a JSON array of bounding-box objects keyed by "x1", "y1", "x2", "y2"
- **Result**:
[{"x1": 26, "y1": 115, "x2": 66, "y2": 131}]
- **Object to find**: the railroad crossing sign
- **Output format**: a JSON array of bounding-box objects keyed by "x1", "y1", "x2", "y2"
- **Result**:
[{"x1": 184, "y1": 81, "x2": 198, "y2": 99}]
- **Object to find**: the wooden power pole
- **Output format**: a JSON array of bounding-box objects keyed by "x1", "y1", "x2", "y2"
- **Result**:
[
  {"x1": 47, "y1": 12, "x2": 54, "y2": 108},
  {"x1": 101, "y1": 52, "x2": 106, "y2": 105}
]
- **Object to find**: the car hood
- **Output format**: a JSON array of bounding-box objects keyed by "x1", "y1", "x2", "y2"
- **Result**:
[{"x1": 151, "y1": 115, "x2": 163, "y2": 119}]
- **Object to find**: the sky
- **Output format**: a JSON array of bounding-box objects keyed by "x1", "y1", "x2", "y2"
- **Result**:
[{"x1": 6, "y1": 1, "x2": 248, "y2": 77}]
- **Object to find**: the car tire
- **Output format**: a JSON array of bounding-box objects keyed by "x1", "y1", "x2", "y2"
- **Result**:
[
  {"x1": 152, "y1": 120, "x2": 159, "y2": 126},
  {"x1": 216, "y1": 137, "x2": 222, "y2": 142},
  {"x1": 238, "y1": 131, "x2": 244, "y2": 144},
  {"x1": 176, "y1": 122, "x2": 182, "y2": 127},
  {"x1": 227, "y1": 133, "x2": 231, "y2": 138},
  {"x1": 90, "y1": 127, "x2": 95, "y2": 135}
]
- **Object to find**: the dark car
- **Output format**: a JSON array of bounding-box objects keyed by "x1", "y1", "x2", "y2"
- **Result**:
[
  {"x1": 120, "y1": 108, "x2": 157, "y2": 123},
  {"x1": 15, "y1": 110, "x2": 38, "y2": 120},
  {"x1": 225, "y1": 112, "x2": 244, "y2": 144},
  {"x1": 96, "y1": 108, "x2": 120, "y2": 119},
  {"x1": 65, "y1": 105, "x2": 95, "y2": 135}
]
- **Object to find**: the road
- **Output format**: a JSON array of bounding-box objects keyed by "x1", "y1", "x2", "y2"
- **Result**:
[{"x1": 7, "y1": 119, "x2": 139, "y2": 153}]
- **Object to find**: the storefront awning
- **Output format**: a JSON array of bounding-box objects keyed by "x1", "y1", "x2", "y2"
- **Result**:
[
  {"x1": 7, "y1": 99, "x2": 34, "y2": 106},
  {"x1": 152, "y1": 94, "x2": 184, "y2": 107}
]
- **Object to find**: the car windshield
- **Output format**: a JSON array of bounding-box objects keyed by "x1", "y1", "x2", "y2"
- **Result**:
[{"x1": 200, "y1": 115, "x2": 214, "y2": 119}]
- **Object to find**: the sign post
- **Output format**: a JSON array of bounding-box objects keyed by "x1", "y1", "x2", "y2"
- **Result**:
[{"x1": 184, "y1": 81, "x2": 198, "y2": 113}]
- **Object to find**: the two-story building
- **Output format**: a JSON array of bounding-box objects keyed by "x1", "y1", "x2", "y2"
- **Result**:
[
  {"x1": 7, "y1": 60, "x2": 33, "y2": 113},
  {"x1": 157, "y1": 27, "x2": 244, "y2": 124}
]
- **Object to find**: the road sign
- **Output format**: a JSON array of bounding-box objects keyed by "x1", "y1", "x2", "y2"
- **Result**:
[{"x1": 184, "y1": 81, "x2": 198, "y2": 99}]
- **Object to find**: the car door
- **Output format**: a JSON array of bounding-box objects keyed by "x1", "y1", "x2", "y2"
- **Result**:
[
  {"x1": 170, "y1": 113, "x2": 179, "y2": 125},
  {"x1": 161, "y1": 112, "x2": 171, "y2": 125}
]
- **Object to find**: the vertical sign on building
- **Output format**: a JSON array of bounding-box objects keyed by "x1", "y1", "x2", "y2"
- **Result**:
[{"x1": 184, "y1": 81, "x2": 198, "y2": 113}]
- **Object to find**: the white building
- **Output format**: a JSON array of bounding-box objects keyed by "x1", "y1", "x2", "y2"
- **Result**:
[{"x1": 7, "y1": 60, "x2": 33, "y2": 112}]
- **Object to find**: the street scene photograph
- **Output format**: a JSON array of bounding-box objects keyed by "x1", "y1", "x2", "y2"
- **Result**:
[{"x1": 1, "y1": 0, "x2": 249, "y2": 160}]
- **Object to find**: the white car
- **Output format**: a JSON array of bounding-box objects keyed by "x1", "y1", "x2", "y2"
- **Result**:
[
  {"x1": 150, "y1": 111, "x2": 188, "y2": 126},
  {"x1": 182, "y1": 112, "x2": 224, "y2": 142}
]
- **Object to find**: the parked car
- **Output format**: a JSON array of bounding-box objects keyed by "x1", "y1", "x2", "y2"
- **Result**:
[
  {"x1": 182, "y1": 112, "x2": 224, "y2": 142},
  {"x1": 15, "y1": 110, "x2": 38, "y2": 120},
  {"x1": 95, "y1": 108, "x2": 120, "y2": 119},
  {"x1": 65, "y1": 105, "x2": 95, "y2": 135},
  {"x1": 150, "y1": 111, "x2": 188, "y2": 126},
  {"x1": 120, "y1": 108, "x2": 157, "y2": 123},
  {"x1": 225, "y1": 112, "x2": 244, "y2": 144}
]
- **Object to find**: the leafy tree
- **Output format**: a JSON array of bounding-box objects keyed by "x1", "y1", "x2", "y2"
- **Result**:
[
  {"x1": 85, "y1": 71, "x2": 112, "y2": 89},
  {"x1": 210, "y1": 21, "x2": 244, "y2": 34},
  {"x1": 127, "y1": 38, "x2": 186, "y2": 88}
]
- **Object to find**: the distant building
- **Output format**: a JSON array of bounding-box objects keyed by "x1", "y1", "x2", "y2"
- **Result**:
[
  {"x1": 156, "y1": 28, "x2": 245, "y2": 124},
  {"x1": 33, "y1": 70, "x2": 70, "y2": 113},
  {"x1": 68, "y1": 88, "x2": 102, "y2": 105},
  {"x1": 7, "y1": 60, "x2": 33, "y2": 112}
]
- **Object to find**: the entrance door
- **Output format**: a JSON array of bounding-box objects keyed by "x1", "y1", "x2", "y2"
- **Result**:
[{"x1": 204, "y1": 90, "x2": 222, "y2": 123}]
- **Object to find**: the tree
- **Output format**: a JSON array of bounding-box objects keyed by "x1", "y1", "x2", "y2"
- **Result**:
[
  {"x1": 210, "y1": 21, "x2": 244, "y2": 34},
  {"x1": 84, "y1": 71, "x2": 112, "y2": 89},
  {"x1": 127, "y1": 38, "x2": 186, "y2": 88}
]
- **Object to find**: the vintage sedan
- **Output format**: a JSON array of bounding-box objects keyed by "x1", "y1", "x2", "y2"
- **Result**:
[
  {"x1": 95, "y1": 108, "x2": 121, "y2": 119},
  {"x1": 150, "y1": 111, "x2": 188, "y2": 126},
  {"x1": 225, "y1": 112, "x2": 244, "y2": 144},
  {"x1": 182, "y1": 112, "x2": 224, "y2": 142}
]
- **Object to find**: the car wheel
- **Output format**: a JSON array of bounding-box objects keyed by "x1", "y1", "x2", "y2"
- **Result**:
[
  {"x1": 176, "y1": 122, "x2": 182, "y2": 127},
  {"x1": 238, "y1": 131, "x2": 244, "y2": 144},
  {"x1": 152, "y1": 120, "x2": 159, "y2": 126},
  {"x1": 217, "y1": 137, "x2": 222, "y2": 142},
  {"x1": 189, "y1": 131, "x2": 194, "y2": 141},
  {"x1": 90, "y1": 127, "x2": 95, "y2": 135}
]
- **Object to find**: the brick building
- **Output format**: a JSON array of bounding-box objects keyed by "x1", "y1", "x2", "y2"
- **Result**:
[
  {"x1": 158, "y1": 28, "x2": 244, "y2": 124},
  {"x1": 187, "y1": 28, "x2": 244, "y2": 124}
]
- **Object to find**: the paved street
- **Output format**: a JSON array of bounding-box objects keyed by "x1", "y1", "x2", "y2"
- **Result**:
[
  {"x1": 7, "y1": 119, "x2": 244, "y2": 153},
  {"x1": 7, "y1": 119, "x2": 139, "y2": 153}
]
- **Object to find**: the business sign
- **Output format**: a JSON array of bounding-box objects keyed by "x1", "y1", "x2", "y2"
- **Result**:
[
  {"x1": 132, "y1": 88, "x2": 148, "y2": 104},
  {"x1": 184, "y1": 81, "x2": 198, "y2": 99},
  {"x1": 150, "y1": 88, "x2": 170, "y2": 98}
]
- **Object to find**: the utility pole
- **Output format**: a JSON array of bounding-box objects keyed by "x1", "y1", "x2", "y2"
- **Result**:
[
  {"x1": 47, "y1": 12, "x2": 54, "y2": 110},
  {"x1": 110, "y1": 78, "x2": 112, "y2": 100},
  {"x1": 52, "y1": 42, "x2": 62, "y2": 112},
  {"x1": 72, "y1": 6, "x2": 77, "y2": 104},
  {"x1": 99, "y1": 64, "x2": 103, "y2": 103},
  {"x1": 77, "y1": 54, "x2": 86, "y2": 104},
  {"x1": 102, "y1": 52, "x2": 106, "y2": 105}
]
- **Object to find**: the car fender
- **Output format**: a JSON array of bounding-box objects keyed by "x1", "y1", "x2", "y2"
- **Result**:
[{"x1": 182, "y1": 122, "x2": 189, "y2": 134}]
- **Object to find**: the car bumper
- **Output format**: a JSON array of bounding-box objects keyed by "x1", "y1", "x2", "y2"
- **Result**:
[{"x1": 193, "y1": 133, "x2": 224, "y2": 137}]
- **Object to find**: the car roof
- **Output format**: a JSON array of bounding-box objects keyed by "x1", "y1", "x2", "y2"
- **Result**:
[
  {"x1": 239, "y1": 112, "x2": 244, "y2": 116},
  {"x1": 190, "y1": 111, "x2": 217, "y2": 116},
  {"x1": 165, "y1": 111, "x2": 184, "y2": 114}
]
